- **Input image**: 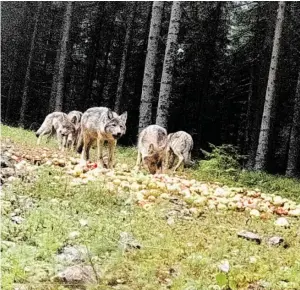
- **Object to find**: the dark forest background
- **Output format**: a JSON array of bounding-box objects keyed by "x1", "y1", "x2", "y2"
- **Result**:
[{"x1": 1, "y1": 1, "x2": 300, "y2": 176}]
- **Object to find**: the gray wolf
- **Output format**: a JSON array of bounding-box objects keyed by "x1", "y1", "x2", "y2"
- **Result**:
[
  {"x1": 77, "y1": 107, "x2": 127, "y2": 168},
  {"x1": 166, "y1": 131, "x2": 193, "y2": 171},
  {"x1": 67, "y1": 110, "x2": 83, "y2": 149},
  {"x1": 36, "y1": 112, "x2": 77, "y2": 151},
  {"x1": 136, "y1": 125, "x2": 168, "y2": 174},
  {"x1": 67, "y1": 110, "x2": 82, "y2": 126}
]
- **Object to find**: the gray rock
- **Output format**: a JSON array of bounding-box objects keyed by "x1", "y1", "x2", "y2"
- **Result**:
[
  {"x1": 237, "y1": 230, "x2": 261, "y2": 244},
  {"x1": 52, "y1": 265, "x2": 99, "y2": 284},
  {"x1": 1, "y1": 154, "x2": 14, "y2": 168},
  {"x1": 11, "y1": 216, "x2": 25, "y2": 224},
  {"x1": 268, "y1": 236, "x2": 285, "y2": 247},
  {"x1": 56, "y1": 245, "x2": 91, "y2": 264},
  {"x1": 118, "y1": 232, "x2": 141, "y2": 252}
]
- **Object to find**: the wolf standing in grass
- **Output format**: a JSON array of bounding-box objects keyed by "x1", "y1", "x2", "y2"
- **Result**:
[
  {"x1": 166, "y1": 131, "x2": 193, "y2": 171},
  {"x1": 136, "y1": 125, "x2": 168, "y2": 174},
  {"x1": 77, "y1": 107, "x2": 127, "y2": 168},
  {"x1": 67, "y1": 110, "x2": 83, "y2": 149},
  {"x1": 35, "y1": 112, "x2": 77, "y2": 151}
]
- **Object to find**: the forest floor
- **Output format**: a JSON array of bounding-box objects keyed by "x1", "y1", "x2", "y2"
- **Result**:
[{"x1": 1, "y1": 125, "x2": 300, "y2": 290}]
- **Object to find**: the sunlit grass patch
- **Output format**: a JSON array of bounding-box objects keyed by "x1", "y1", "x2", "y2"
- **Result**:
[{"x1": 1, "y1": 125, "x2": 300, "y2": 289}]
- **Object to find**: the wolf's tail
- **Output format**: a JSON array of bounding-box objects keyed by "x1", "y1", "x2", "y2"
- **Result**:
[{"x1": 36, "y1": 116, "x2": 52, "y2": 137}]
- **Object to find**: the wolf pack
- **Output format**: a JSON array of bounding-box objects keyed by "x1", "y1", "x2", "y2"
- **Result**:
[{"x1": 36, "y1": 107, "x2": 194, "y2": 174}]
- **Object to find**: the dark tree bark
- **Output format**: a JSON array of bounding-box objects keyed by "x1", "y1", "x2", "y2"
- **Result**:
[
  {"x1": 18, "y1": 2, "x2": 42, "y2": 127},
  {"x1": 98, "y1": 35, "x2": 112, "y2": 104},
  {"x1": 49, "y1": 48, "x2": 60, "y2": 112},
  {"x1": 138, "y1": 1, "x2": 164, "y2": 133},
  {"x1": 55, "y1": 1, "x2": 73, "y2": 112},
  {"x1": 5, "y1": 49, "x2": 18, "y2": 123},
  {"x1": 196, "y1": 2, "x2": 223, "y2": 146},
  {"x1": 286, "y1": 71, "x2": 300, "y2": 177},
  {"x1": 83, "y1": 4, "x2": 105, "y2": 109},
  {"x1": 255, "y1": 2, "x2": 286, "y2": 170},
  {"x1": 156, "y1": 1, "x2": 182, "y2": 129},
  {"x1": 114, "y1": 2, "x2": 137, "y2": 114}
]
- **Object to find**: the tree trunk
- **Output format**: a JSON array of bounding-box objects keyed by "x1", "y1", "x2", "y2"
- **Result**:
[
  {"x1": 196, "y1": 2, "x2": 223, "y2": 146},
  {"x1": 49, "y1": 48, "x2": 60, "y2": 112},
  {"x1": 98, "y1": 35, "x2": 112, "y2": 104},
  {"x1": 5, "y1": 49, "x2": 18, "y2": 123},
  {"x1": 18, "y1": 2, "x2": 42, "y2": 127},
  {"x1": 114, "y1": 2, "x2": 137, "y2": 114},
  {"x1": 83, "y1": 4, "x2": 105, "y2": 109},
  {"x1": 254, "y1": 2, "x2": 285, "y2": 171},
  {"x1": 138, "y1": 1, "x2": 164, "y2": 133},
  {"x1": 286, "y1": 71, "x2": 300, "y2": 177},
  {"x1": 55, "y1": 1, "x2": 73, "y2": 112},
  {"x1": 156, "y1": 1, "x2": 182, "y2": 130}
]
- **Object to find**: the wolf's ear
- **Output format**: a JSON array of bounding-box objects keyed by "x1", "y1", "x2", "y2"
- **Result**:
[
  {"x1": 71, "y1": 116, "x2": 77, "y2": 124},
  {"x1": 148, "y1": 143, "x2": 155, "y2": 154},
  {"x1": 119, "y1": 111, "x2": 127, "y2": 124},
  {"x1": 107, "y1": 109, "x2": 114, "y2": 120}
]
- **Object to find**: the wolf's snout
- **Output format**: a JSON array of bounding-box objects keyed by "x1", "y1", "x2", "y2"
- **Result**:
[
  {"x1": 35, "y1": 132, "x2": 40, "y2": 138},
  {"x1": 113, "y1": 132, "x2": 122, "y2": 139}
]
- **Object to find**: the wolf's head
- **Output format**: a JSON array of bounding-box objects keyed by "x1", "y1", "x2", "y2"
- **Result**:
[
  {"x1": 143, "y1": 144, "x2": 165, "y2": 174},
  {"x1": 104, "y1": 110, "x2": 127, "y2": 140}
]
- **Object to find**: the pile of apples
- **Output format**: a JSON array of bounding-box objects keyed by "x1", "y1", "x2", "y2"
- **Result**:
[{"x1": 61, "y1": 160, "x2": 300, "y2": 218}]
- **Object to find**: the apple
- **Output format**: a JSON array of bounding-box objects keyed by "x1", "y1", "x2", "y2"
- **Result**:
[
  {"x1": 250, "y1": 209, "x2": 260, "y2": 217},
  {"x1": 193, "y1": 196, "x2": 207, "y2": 206}
]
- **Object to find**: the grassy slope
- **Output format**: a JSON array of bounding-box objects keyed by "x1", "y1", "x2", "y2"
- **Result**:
[{"x1": 1, "y1": 125, "x2": 300, "y2": 290}]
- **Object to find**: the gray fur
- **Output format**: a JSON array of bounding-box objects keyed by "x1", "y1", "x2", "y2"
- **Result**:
[
  {"x1": 67, "y1": 110, "x2": 83, "y2": 126},
  {"x1": 78, "y1": 107, "x2": 127, "y2": 168},
  {"x1": 136, "y1": 125, "x2": 168, "y2": 174},
  {"x1": 36, "y1": 112, "x2": 77, "y2": 151},
  {"x1": 166, "y1": 131, "x2": 193, "y2": 171},
  {"x1": 67, "y1": 110, "x2": 83, "y2": 149}
]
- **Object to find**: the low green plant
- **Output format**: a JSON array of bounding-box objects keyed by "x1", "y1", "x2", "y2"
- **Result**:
[{"x1": 198, "y1": 144, "x2": 245, "y2": 180}]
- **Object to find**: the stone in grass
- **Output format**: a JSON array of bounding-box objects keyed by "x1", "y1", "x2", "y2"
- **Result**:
[
  {"x1": 274, "y1": 217, "x2": 289, "y2": 227},
  {"x1": 56, "y1": 245, "x2": 91, "y2": 264},
  {"x1": 118, "y1": 232, "x2": 142, "y2": 252},
  {"x1": 52, "y1": 265, "x2": 99, "y2": 285},
  {"x1": 237, "y1": 230, "x2": 261, "y2": 244},
  {"x1": 268, "y1": 236, "x2": 286, "y2": 247},
  {"x1": 68, "y1": 231, "x2": 81, "y2": 240},
  {"x1": 11, "y1": 216, "x2": 25, "y2": 224}
]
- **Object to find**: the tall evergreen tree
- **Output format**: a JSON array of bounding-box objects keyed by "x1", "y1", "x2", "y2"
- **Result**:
[
  {"x1": 55, "y1": 1, "x2": 73, "y2": 112},
  {"x1": 156, "y1": 1, "x2": 182, "y2": 129},
  {"x1": 114, "y1": 2, "x2": 137, "y2": 114},
  {"x1": 19, "y1": 2, "x2": 42, "y2": 127},
  {"x1": 254, "y1": 1, "x2": 286, "y2": 171},
  {"x1": 286, "y1": 70, "x2": 300, "y2": 177},
  {"x1": 138, "y1": 1, "x2": 164, "y2": 133}
]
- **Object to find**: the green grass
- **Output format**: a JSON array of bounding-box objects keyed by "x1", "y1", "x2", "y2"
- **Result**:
[{"x1": 1, "y1": 125, "x2": 300, "y2": 290}]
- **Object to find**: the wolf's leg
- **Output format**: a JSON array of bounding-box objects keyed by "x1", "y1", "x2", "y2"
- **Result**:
[
  {"x1": 136, "y1": 150, "x2": 142, "y2": 168},
  {"x1": 37, "y1": 130, "x2": 49, "y2": 145},
  {"x1": 56, "y1": 131, "x2": 63, "y2": 151},
  {"x1": 37, "y1": 135, "x2": 42, "y2": 145},
  {"x1": 173, "y1": 151, "x2": 184, "y2": 172},
  {"x1": 164, "y1": 149, "x2": 171, "y2": 171},
  {"x1": 182, "y1": 150, "x2": 192, "y2": 167},
  {"x1": 97, "y1": 138, "x2": 105, "y2": 168},
  {"x1": 80, "y1": 133, "x2": 90, "y2": 162},
  {"x1": 107, "y1": 140, "x2": 117, "y2": 169}
]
